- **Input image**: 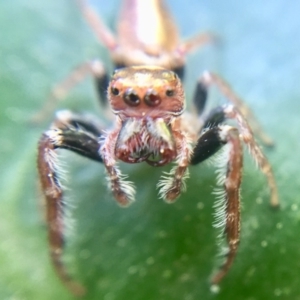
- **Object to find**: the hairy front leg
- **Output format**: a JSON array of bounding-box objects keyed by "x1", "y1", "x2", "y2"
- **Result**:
[
  {"x1": 37, "y1": 113, "x2": 106, "y2": 295},
  {"x1": 211, "y1": 126, "x2": 242, "y2": 285},
  {"x1": 222, "y1": 104, "x2": 279, "y2": 207},
  {"x1": 191, "y1": 125, "x2": 243, "y2": 285},
  {"x1": 38, "y1": 132, "x2": 97, "y2": 295}
]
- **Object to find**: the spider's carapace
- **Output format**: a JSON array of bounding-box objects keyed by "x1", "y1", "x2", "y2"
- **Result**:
[{"x1": 107, "y1": 66, "x2": 186, "y2": 167}]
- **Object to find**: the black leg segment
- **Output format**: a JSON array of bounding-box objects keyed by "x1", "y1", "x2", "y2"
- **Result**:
[
  {"x1": 190, "y1": 127, "x2": 225, "y2": 165},
  {"x1": 94, "y1": 72, "x2": 110, "y2": 107},
  {"x1": 203, "y1": 106, "x2": 226, "y2": 129},
  {"x1": 52, "y1": 128, "x2": 103, "y2": 163},
  {"x1": 172, "y1": 65, "x2": 185, "y2": 81},
  {"x1": 53, "y1": 110, "x2": 104, "y2": 140},
  {"x1": 49, "y1": 110, "x2": 104, "y2": 162},
  {"x1": 192, "y1": 80, "x2": 209, "y2": 115}
]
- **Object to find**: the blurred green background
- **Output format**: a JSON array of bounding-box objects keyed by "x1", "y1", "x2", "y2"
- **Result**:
[{"x1": 1, "y1": 0, "x2": 300, "y2": 299}]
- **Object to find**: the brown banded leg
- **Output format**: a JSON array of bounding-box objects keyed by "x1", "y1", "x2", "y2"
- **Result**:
[
  {"x1": 222, "y1": 104, "x2": 279, "y2": 207},
  {"x1": 32, "y1": 60, "x2": 108, "y2": 123},
  {"x1": 198, "y1": 103, "x2": 279, "y2": 207},
  {"x1": 198, "y1": 71, "x2": 274, "y2": 146},
  {"x1": 178, "y1": 31, "x2": 218, "y2": 55},
  {"x1": 100, "y1": 126, "x2": 136, "y2": 206},
  {"x1": 37, "y1": 113, "x2": 104, "y2": 295},
  {"x1": 77, "y1": 0, "x2": 117, "y2": 51},
  {"x1": 191, "y1": 125, "x2": 243, "y2": 285}
]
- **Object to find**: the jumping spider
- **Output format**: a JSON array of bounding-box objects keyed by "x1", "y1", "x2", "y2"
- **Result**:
[
  {"x1": 36, "y1": 0, "x2": 279, "y2": 295},
  {"x1": 38, "y1": 65, "x2": 279, "y2": 295}
]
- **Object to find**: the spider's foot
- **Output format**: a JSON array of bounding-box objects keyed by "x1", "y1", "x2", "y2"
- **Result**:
[
  {"x1": 112, "y1": 180, "x2": 136, "y2": 207},
  {"x1": 270, "y1": 193, "x2": 280, "y2": 209},
  {"x1": 157, "y1": 177, "x2": 182, "y2": 203},
  {"x1": 113, "y1": 190, "x2": 135, "y2": 207},
  {"x1": 157, "y1": 167, "x2": 189, "y2": 203},
  {"x1": 165, "y1": 186, "x2": 181, "y2": 202}
]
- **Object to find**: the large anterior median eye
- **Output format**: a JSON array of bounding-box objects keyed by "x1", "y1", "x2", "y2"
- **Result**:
[
  {"x1": 123, "y1": 88, "x2": 140, "y2": 106},
  {"x1": 144, "y1": 90, "x2": 161, "y2": 107}
]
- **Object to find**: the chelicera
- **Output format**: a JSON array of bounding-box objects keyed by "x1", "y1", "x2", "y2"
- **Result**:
[{"x1": 36, "y1": 0, "x2": 279, "y2": 296}]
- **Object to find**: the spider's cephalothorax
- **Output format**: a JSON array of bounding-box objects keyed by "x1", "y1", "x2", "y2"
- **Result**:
[
  {"x1": 107, "y1": 66, "x2": 184, "y2": 167},
  {"x1": 101, "y1": 66, "x2": 191, "y2": 205},
  {"x1": 38, "y1": 65, "x2": 279, "y2": 295}
]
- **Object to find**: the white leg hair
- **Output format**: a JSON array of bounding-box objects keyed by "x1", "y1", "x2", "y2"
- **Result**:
[
  {"x1": 100, "y1": 129, "x2": 136, "y2": 206},
  {"x1": 157, "y1": 131, "x2": 193, "y2": 202},
  {"x1": 209, "y1": 125, "x2": 243, "y2": 285}
]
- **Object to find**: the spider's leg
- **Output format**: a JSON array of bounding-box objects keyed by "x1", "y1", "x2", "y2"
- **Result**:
[
  {"x1": 192, "y1": 79, "x2": 209, "y2": 115},
  {"x1": 32, "y1": 60, "x2": 109, "y2": 123},
  {"x1": 37, "y1": 112, "x2": 105, "y2": 295},
  {"x1": 53, "y1": 109, "x2": 105, "y2": 137},
  {"x1": 178, "y1": 31, "x2": 218, "y2": 56},
  {"x1": 191, "y1": 125, "x2": 243, "y2": 285},
  {"x1": 192, "y1": 83, "x2": 225, "y2": 129},
  {"x1": 198, "y1": 71, "x2": 274, "y2": 146},
  {"x1": 77, "y1": 0, "x2": 117, "y2": 51},
  {"x1": 190, "y1": 127, "x2": 225, "y2": 165},
  {"x1": 100, "y1": 120, "x2": 136, "y2": 206},
  {"x1": 200, "y1": 102, "x2": 279, "y2": 207},
  {"x1": 222, "y1": 104, "x2": 279, "y2": 207},
  {"x1": 157, "y1": 130, "x2": 193, "y2": 202},
  {"x1": 202, "y1": 106, "x2": 226, "y2": 128}
]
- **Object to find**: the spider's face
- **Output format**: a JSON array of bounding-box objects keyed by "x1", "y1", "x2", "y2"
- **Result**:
[{"x1": 108, "y1": 66, "x2": 185, "y2": 119}]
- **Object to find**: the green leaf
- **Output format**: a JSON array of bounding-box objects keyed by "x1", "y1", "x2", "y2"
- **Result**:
[{"x1": 1, "y1": 0, "x2": 300, "y2": 299}]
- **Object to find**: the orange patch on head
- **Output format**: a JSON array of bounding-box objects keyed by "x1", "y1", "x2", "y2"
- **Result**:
[{"x1": 108, "y1": 66, "x2": 185, "y2": 119}]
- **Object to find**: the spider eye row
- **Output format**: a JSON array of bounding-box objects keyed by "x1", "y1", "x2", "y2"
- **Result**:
[{"x1": 110, "y1": 87, "x2": 175, "y2": 107}]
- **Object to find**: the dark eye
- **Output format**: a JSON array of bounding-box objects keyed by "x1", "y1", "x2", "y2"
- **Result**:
[
  {"x1": 144, "y1": 92, "x2": 161, "y2": 107},
  {"x1": 111, "y1": 87, "x2": 119, "y2": 96},
  {"x1": 166, "y1": 89, "x2": 175, "y2": 97},
  {"x1": 123, "y1": 89, "x2": 140, "y2": 106}
]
